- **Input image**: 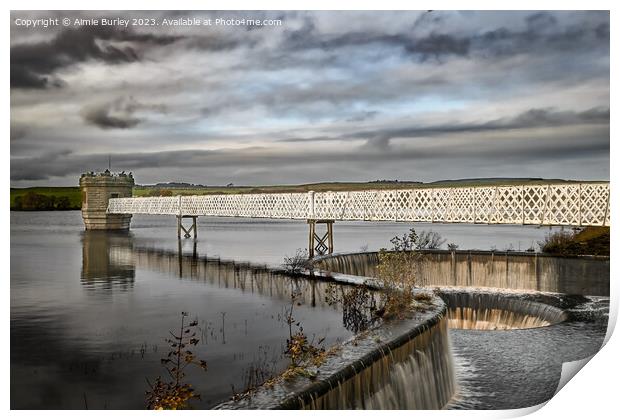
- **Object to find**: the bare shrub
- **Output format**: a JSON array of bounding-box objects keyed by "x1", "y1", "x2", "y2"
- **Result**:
[
  {"x1": 325, "y1": 283, "x2": 378, "y2": 333},
  {"x1": 282, "y1": 249, "x2": 313, "y2": 274},
  {"x1": 416, "y1": 230, "x2": 446, "y2": 249},
  {"x1": 237, "y1": 346, "x2": 277, "y2": 395},
  {"x1": 375, "y1": 228, "x2": 429, "y2": 319},
  {"x1": 538, "y1": 227, "x2": 609, "y2": 256},
  {"x1": 538, "y1": 230, "x2": 575, "y2": 254},
  {"x1": 145, "y1": 312, "x2": 208, "y2": 410},
  {"x1": 283, "y1": 289, "x2": 325, "y2": 374}
]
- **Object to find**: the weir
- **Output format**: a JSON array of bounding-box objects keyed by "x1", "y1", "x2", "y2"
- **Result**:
[
  {"x1": 303, "y1": 318, "x2": 455, "y2": 410},
  {"x1": 215, "y1": 296, "x2": 456, "y2": 410},
  {"x1": 440, "y1": 291, "x2": 567, "y2": 330},
  {"x1": 75, "y1": 172, "x2": 609, "y2": 410},
  {"x1": 314, "y1": 251, "x2": 610, "y2": 296}
]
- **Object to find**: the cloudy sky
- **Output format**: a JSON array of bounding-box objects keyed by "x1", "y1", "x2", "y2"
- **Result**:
[{"x1": 10, "y1": 10, "x2": 609, "y2": 187}]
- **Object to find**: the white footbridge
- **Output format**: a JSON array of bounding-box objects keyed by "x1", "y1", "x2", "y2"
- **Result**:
[{"x1": 107, "y1": 182, "x2": 610, "y2": 257}]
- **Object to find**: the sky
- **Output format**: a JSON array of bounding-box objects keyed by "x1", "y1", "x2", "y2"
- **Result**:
[{"x1": 10, "y1": 10, "x2": 610, "y2": 187}]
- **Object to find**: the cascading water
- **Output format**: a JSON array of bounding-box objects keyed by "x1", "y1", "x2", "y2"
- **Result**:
[
  {"x1": 303, "y1": 318, "x2": 456, "y2": 410},
  {"x1": 315, "y1": 251, "x2": 609, "y2": 296},
  {"x1": 316, "y1": 253, "x2": 379, "y2": 278},
  {"x1": 441, "y1": 291, "x2": 567, "y2": 330},
  {"x1": 215, "y1": 250, "x2": 602, "y2": 410}
]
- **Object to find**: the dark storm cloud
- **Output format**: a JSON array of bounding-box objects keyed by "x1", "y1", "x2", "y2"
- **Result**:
[
  {"x1": 10, "y1": 122, "x2": 28, "y2": 140},
  {"x1": 10, "y1": 123, "x2": 609, "y2": 182},
  {"x1": 346, "y1": 111, "x2": 380, "y2": 122},
  {"x1": 356, "y1": 107, "x2": 610, "y2": 149},
  {"x1": 81, "y1": 96, "x2": 167, "y2": 130},
  {"x1": 278, "y1": 107, "x2": 610, "y2": 148},
  {"x1": 279, "y1": 11, "x2": 608, "y2": 64},
  {"x1": 9, "y1": 11, "x2": 609, "y2": 186},
  {"x1": 11, "y1": 25, "x2": 182, "y2": 89},
  {"x1": 473, "y1": 14, "x2": 609, "y2": 58},
  {"x1": 282, "y1": 17, "x2": 471, "y2": 61},
  {"x1": 185, "y1": 32, "x2": 258, "y2": 51}
]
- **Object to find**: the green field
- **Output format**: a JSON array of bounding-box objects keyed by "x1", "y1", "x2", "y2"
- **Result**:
[{"x1": 10, "y1": 178, "x2": 603, "y2": 210}]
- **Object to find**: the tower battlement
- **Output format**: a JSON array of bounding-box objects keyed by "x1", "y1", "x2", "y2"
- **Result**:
[{"x1": 79, "y1": 170, "x2": 134, "y2": 230}]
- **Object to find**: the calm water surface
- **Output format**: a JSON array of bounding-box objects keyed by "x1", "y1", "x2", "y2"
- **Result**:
[{"x1": 10, "y1": 211, "x2": 589, "y2": 409}]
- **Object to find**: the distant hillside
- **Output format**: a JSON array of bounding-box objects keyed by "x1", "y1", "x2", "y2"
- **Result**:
[
  {"x1": 146, "y1": 182, "x2": 208, "y2": 188},
  {"x1": 10, "y1": 187, "x2": 81, "y2": 211},
  {"x1": 427, "y1": 177, "x2": 565, "y2": 185},
  {"x1": 11, "y1": 178, "x2": 606, "y2": 210}
]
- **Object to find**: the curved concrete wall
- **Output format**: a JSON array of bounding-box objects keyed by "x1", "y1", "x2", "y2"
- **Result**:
[
  {"x1": 216, "y1": 297, "x2": 455, "y2": 409},
  {"x1": 314, "y1": 250, "x2": 609, "y2": 296}
]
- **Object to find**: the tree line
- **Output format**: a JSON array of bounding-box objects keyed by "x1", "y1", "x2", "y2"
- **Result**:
[{"x1": 12, "y1": 192, "x2": 79, "y2": 211}]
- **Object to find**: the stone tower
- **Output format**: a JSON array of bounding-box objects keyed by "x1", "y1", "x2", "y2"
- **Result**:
[{"x1": 79, "y1": 170, "x2": 134, "y2": 230}]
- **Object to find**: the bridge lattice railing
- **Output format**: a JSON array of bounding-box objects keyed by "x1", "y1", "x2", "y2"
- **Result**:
[{"x1": 107, "y1": 182, "x2": 610, "y2": 226}]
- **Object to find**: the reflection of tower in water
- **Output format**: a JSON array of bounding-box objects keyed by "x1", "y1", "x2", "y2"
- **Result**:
[
  {"x1": 80, "y1": 232, "x2": 360, "y2": 317},
  {"x1": 80, "y1": 231, "x2": 136, "y2": 292}
]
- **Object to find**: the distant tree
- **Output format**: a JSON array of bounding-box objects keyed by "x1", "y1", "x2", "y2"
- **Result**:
[
  {"x1": 12, "y1": 196, "x2": 23, "y2": 210},
  {"x1": 12, "y1": 192, "x2": 77, "y2": 210},
  {"x1": 56, "y1": 196, "x2": 71, "y2": 210},
  {"x1": 16, "y1": 192, "x2": 55, "y2": 210}
]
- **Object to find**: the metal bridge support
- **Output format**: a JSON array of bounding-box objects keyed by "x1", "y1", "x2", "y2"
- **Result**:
[
  {"x1": 177, "y1": 215, "x2": 198, "y2": 239},
  {"x1": 307, "y1": 219, "x2": 334, "y2": 258}
]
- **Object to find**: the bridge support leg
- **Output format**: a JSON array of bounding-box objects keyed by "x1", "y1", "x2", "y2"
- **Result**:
[
  {"x1": 177, "y1": 216, "x2": 198, "y2": 239},
  {"x1": 307, "y1": 219, "x2": 334, "y2": 258}
]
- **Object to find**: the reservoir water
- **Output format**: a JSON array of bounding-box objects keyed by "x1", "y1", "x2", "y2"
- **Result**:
[{"x1": 10, "y1": 211, "x2": 607, "y2": 409}]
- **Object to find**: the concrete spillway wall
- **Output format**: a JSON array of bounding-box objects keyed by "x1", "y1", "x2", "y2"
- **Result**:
[
  {"x1": 314, "y1": 250, "x2": 609, "y2": 296},
  {"x1": 215, "y1": 297, "x2": 455, "y2": 409}
]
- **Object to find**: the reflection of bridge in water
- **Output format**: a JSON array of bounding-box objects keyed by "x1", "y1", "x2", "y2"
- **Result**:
[
  {"x1": 80, "y1": 232, "x2": 339, "y2": 309},
  {"x1": 105, "y1": 182, "x2": 610, "y2": 257}
]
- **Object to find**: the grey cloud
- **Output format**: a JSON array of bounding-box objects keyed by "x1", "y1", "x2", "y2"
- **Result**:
[
  {"x1": 354, "y1": 107, "x2": 610, "y2": 149},
  {"x1": 473, "y1": 12, "x2": 609, "y2": 58},
  {"x1": 10, "y1": 125, "x2": 609, "y2": 182},
  {"x1": 11, "y1": 25, "x2": 183, "y2": 89},
  {"x1": 282, "y1": 17, "x2": 471, "y2": 61},
  {"x1": 10, "y1": 122, "x2": 28, "y2": 140},
  {"x1": 9, "y1": 11, "x2": 609, "y2": 187},
  {"x1": 346, "y1": 111, "x2": 380, "y2": 122},
  {"x1": 280, "y1": 11, "x2": 607, "y2": 63},
  {"x1": 82, "y1": 96, "x2": 167, "y2": 129},
  {"x1": 278, "y1": 107, "x2": 610, "y2": 149},
  {"x1": 184, "y1": 31, "x2": 258, "y2": 51}
]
